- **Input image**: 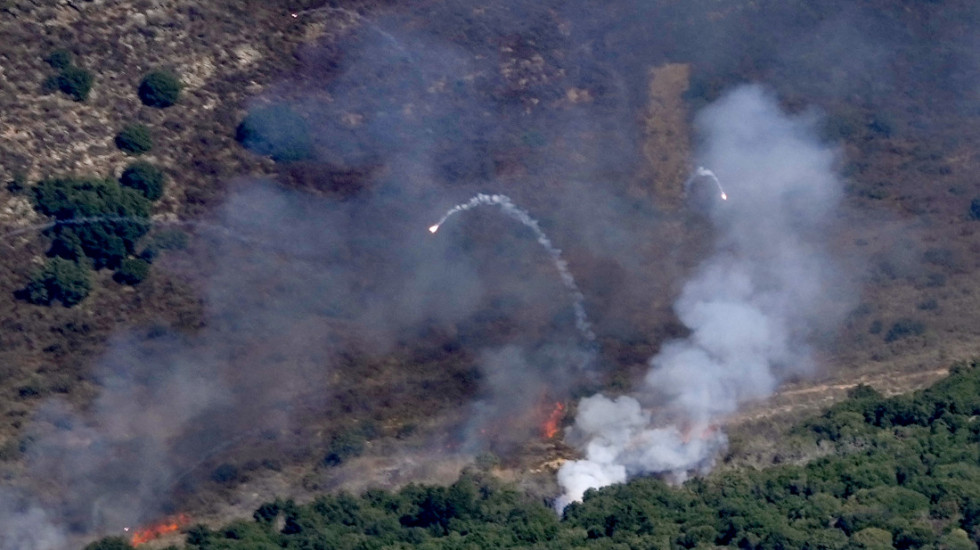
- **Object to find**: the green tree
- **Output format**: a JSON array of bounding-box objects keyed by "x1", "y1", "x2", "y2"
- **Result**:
[
  {"x1": 850, "y1": 527, "x2": 893, "y2": 550},
  {"x1": 138, "y1": 70, "x2": 182, "y2": 108},
  {"x1": 113, "y1": 257, "x2": 150, "y2": 285},
  {"x1": 120, "y1": 161, "x2": 165, "y2": 200},
  {"x1": 115, "y1": 124, "x2": 153, "y2": 155},
  {"x1": 56, "y1": 65, "x2": 94, "y2": 101},
  {"x1": 939, "y1": 529, "x2": 974, "y2": 550},
  {"x1": 44, "y1": 48, "x2": 73, "y2": 70},
  {"x1": 22, "y1": 257, "x2": 91, "y2": 307}
]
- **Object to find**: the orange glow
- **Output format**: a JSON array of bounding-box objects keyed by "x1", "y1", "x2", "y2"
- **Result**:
[
  {"x1": 542, "y1": 402, "x2": 565, "y2": 439},
  {"x1": 130, "y1": 514, "x2": 189, "y2": 546},
  {"x1": 681, "y1": 424, "x2": 719, "y2": 444}
]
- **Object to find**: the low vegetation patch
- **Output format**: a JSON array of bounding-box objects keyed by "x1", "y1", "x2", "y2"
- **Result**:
[{"x1": 115, "y1": 124, "x2": 153, "y2": 155}]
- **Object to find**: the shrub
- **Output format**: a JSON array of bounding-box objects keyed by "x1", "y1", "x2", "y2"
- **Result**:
[
  {"x1": 120, "y1": 161, "x2": 165, "y2": 200},
  {"x1": 323, "y1": 429, "x2": 366, "y2": 466},
  {"x1": 56, "y1": 66, "x2": 93, "y2": 101},
  {"x1": 138, "y1": 70, "x2": 182, "y2": 108},
  {"x1": 22, "y1": 257, "x2": 92, "y2": 307},
  {"x1": 884, "y1": 319, "x2": 925, "y2": 343},
  {"x1": 113, "y1": 257, "x2": 150, "y2": 285},
  {"x1": 6, "y1": 170, "x2": 27, "y2": 194},
  {"x1": 236, "y1": 104, "x2": 313, "y2": 163},
  {"x1": 115, "y1": 124, "x2": 152, "y2": 155},
  {"x1": 970, "y1": 197, "x2": 980, "y2": 220},
  {"x1": 44, "y1": 48, "x2": 73, "y2": 70},
  {"x1": 211, "y1": 463, "x2": 241, "y2": 484}
]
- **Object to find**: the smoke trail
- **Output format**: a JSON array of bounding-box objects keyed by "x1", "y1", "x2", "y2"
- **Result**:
[
  {"x1": 683, "y1": 167, "x2": 728, "y2": 201},
  {"x1": 291, "y1": 6, "x2": 408, "y2": 57},
  {"x1": 1, "y1": 215, "x2": 275, "y2": 250},
  {"x1": 556, "y1": 84, "x2": 850, "y2": 511},
  {"x1": 430, "y1": 193, "x2": 596, "y2": 348}
]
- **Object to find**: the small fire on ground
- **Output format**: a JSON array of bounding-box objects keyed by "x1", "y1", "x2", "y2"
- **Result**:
[
  {"x1": 542, "y1": 402, "x2": 565, "y2": 439},
  {"x1": 126, "y1": 514, "x2": 189, "y2": 546}
]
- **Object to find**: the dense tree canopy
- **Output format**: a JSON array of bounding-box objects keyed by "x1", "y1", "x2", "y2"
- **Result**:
[{"x1": 32, "y1": 176, "x2": 152, "y2": 269}]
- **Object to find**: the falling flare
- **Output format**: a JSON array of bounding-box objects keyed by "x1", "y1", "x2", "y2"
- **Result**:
[
  {"x1": 428, "y1": 193, "x2": 596, "y2": 350},
  {"x1": 683, "y1": 166, "x2": 729, "y2": 201}
]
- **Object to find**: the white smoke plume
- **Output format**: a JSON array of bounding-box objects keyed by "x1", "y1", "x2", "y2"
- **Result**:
[{"x1": 556, "y1": 84, "x2": 851, "y2": 510}]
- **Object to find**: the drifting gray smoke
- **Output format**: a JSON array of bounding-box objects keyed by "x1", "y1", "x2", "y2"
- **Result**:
[
  {"x1": 0, "y1": 490, "x2": 66, "y2": 550},
  {"x1": 557, "y1": 84, "x2": 851, "y2": 510}
]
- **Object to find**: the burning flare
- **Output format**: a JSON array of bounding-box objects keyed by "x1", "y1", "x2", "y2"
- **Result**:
[
  {"x1": 543, "y1": 402, "x2": 566, "y2": 439},
  {"x1": 128, "y1": 514, "x2": 189, "y2": 546},
  {"x1": 428, "y1": 224, "x2": 439, "y2": 234},
  {"x1": 683, "y1": 166, "x2": 729, "y2": 201}
]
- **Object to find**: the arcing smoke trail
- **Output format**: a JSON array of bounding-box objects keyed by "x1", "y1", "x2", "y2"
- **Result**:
[
  {"x1": 430, "y1": 193, "x2": 596, "y2": 348},
  {"x1": 683, "y1": 166, "x2": 728, "y2": 201},
  {"x1": 556, "y1": 85, "x2": 849, "y2": 511},
  {"x1": 290, "y1": 6, "x2": 408, "y2": 57}
]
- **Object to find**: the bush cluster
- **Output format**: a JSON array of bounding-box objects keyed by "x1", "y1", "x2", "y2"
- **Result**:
[
  {"x1": 42, "y1": 48, "x2": 93, "y2": 102},
  {"x1": 21, "y1": 170, "x2": 169, "y2": 305}
]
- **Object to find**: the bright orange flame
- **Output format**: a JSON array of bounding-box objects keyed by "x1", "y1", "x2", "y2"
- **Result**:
[
  {"x1": 542, "y1": 402, "x2": 565, "y2": 439},
  {"x1": 130, "y1": 514, "x2": 189, "y2": 546}
]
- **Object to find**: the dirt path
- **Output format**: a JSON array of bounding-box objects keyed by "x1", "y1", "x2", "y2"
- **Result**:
[{"x1": 731, "y1": 366, "x2": 951, "y2": 426}]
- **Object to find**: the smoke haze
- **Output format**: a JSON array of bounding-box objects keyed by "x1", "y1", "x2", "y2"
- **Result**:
[
  {"x1": 557, "y1": 84, "x2": 853, "y2": 509},
  {"x1": 4, "y1": 0, "x2": 978, "y2": 545}
]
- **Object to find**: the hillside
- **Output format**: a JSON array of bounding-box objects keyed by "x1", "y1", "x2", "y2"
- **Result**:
[
  {"x1": 87, "y1": 358, "x2": 980, "y2": 549},
  {"x1": 0, "y1": 0, "x2": 978, "y2": 547}
]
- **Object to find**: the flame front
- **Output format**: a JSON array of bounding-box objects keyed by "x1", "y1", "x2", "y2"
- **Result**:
[
  {"x1": 130, "y1": 514, "x2": 189, "y2": 546},
  {"x1": 542, "y1": 402, "x2": 565, "y2": 439}
]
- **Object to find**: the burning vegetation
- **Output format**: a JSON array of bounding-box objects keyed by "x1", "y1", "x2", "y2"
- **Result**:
[
  {"x1": 542, "y1": 402, "x2": 566, "y2": 439},
  {"x1": 127, "y1": 514, "x2": 189, "y2": 546}
]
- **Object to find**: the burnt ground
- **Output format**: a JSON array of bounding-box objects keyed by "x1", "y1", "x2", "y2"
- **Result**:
[{"x1": 0, "y1": 0, "x2": 979, "y2": 544}]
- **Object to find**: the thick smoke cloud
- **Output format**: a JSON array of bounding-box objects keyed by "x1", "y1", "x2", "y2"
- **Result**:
[{"x1": 557, "y1": 84, "x2": 852, "y2": 510}]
